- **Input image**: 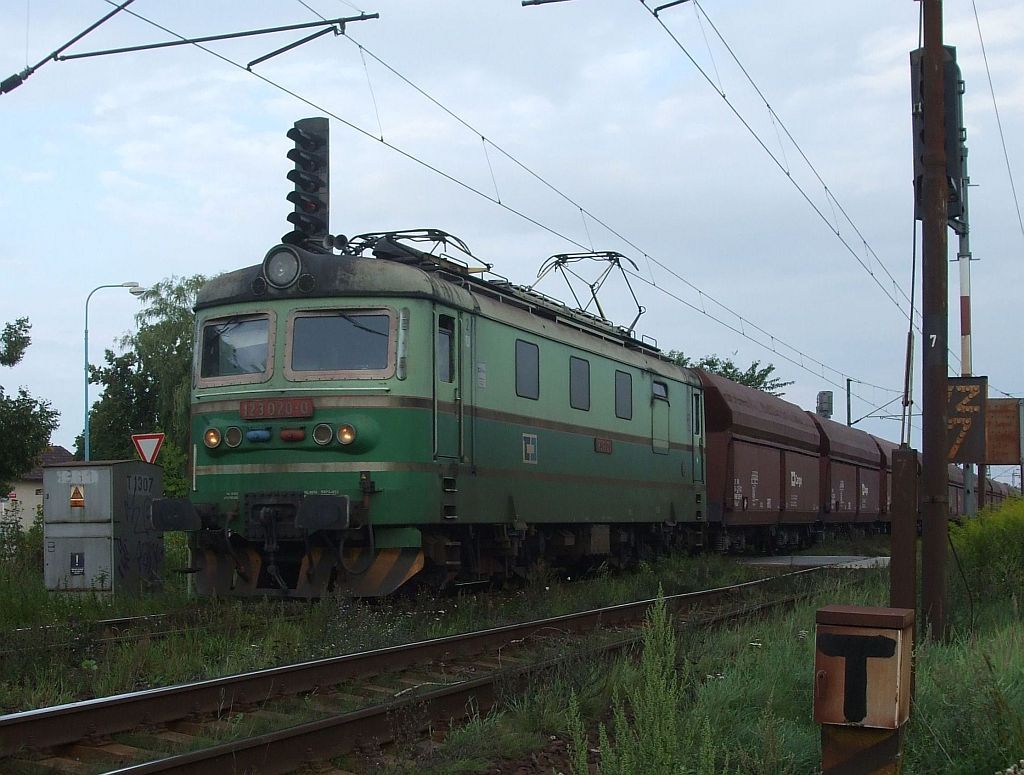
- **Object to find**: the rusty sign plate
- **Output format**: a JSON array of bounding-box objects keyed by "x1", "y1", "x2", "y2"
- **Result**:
[
  {"x1": 946, "y1": 377, "x2": 987, "y2": 463},
  {"x1": 985, "y1": 398, "x2": 1022, "y2": 465}
]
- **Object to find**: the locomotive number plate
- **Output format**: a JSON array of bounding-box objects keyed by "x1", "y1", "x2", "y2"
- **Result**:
[{"x1": 239, "y1": 397, "x2": 314, "y2": 420}]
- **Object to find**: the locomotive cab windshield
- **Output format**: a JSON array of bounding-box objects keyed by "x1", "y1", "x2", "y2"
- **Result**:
[
  {"x1": 285, "y1": 309, "x2": 396, "y2": 379},
  {"x1": 199, "y1": 314, "x2": 272, "y2": 384}
]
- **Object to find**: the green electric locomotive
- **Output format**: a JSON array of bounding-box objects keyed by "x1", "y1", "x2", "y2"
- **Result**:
[{"x1": 153, "y1": 229, "x2": 709, "y2": 597}]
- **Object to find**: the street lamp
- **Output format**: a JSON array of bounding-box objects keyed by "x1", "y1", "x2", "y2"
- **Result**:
[{"x1": 84, "y1": 282, "x2": 146, "y2": 461}]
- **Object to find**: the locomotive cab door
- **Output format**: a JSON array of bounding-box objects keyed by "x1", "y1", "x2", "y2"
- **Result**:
[
  {"x1": 433, "y1": 308, "x2": 463, "y2": 460},
  {"x1": 651, "y1": 379, "x2": 670, "y2": 454},
  {"x1": 691, "y1": 388, "x2": 705, "y2": 484}
]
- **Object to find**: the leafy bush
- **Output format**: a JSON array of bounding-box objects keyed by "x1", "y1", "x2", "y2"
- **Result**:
[{"x1": 949, "y1": 497, "x2": 1024, "y2": 603}]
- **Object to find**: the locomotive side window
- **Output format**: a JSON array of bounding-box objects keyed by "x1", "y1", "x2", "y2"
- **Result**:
[
  {"x1": 286, "y1": 309, "x2": 394, "y2": 380},
  {"x1": 199, "y1": 315, "x2": 271, "y2": 383},
  {"x1": 437, "y1": 315, "x2": 455, "y2": 383},
  {"x1": 652, "y1": 381, "x2": 668, "y2": 400},
  {"x1": 615, "y1": 370, "x2": 632, "y2": 420},
  {"x1": 516, "y1": 340, "x2": 540, "y2": 399},
  {"x1": 569, "y1": 356, "x2": 590, "y2": 410}
]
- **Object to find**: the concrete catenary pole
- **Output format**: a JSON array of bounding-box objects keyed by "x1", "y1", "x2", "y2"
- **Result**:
[{"x1": 920, "y1": 0, "x2": 950, "y2": 641}]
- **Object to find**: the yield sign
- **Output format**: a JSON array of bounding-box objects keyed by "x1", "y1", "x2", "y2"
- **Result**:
[{"x1": 132, "y1": 433, "x2": 165, "y2": 464}]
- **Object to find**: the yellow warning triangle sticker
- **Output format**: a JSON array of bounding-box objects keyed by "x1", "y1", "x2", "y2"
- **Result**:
[{"x1": 70, "y1": 485, "x2": 85, "y2": 508}]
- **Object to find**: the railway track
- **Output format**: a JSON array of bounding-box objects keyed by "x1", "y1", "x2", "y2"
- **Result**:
[
  {"x1": 1, "y1": 566, "x2": 833, "y2": 774},
  {"x1": 1, "y1": 607, "x2": 317, "y2": 663}
]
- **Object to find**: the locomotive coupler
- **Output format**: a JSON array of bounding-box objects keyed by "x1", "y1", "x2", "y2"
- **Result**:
[{"x1": 256, "y1": 505, "x2": 289, "y2": 593}]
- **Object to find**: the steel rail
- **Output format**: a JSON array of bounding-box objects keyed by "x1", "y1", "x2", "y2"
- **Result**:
[
  {"x1": 0, "y1": 565, "x2": 827, "y2": 756},
  {"x1": 102, "y1": 594, "x2": 810, "y2": 774},
  {"x1": 1, "y1": 611, "x2": 311, "y2": 657}
]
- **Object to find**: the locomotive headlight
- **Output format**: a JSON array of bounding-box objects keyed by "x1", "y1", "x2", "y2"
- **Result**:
[
  {"x1": 203, "y1": 427, "x2": 222, "y2": 449},
  {"x1": 262, "y1": 246, "x2": 301, "y2": 289},
  {"x1": 337, "y1": 424, "x2": 357, "y2": 445},
  {"x1": 312, "y1": 423, "x2": 334, "y2": 446},
  {"x1": 224, "y1": 426, "x2": 243, "y2": 448}
]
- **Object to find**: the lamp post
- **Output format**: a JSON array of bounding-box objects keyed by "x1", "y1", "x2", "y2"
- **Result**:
[{"x1": 84, "y1": 282, "x2": 145, "y2": 461}]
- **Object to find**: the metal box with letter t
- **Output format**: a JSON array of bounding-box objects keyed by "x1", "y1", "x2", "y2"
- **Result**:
[
  {"x1": 814, "y1": 605, "x2": 914, "y2": 729},
  {"x1": 42, "y1": 461, "x2": 164, "y2": 594}
]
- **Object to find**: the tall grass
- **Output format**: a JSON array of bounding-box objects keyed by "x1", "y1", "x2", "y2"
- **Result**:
[
  {"x1": 0, "y1": 505, "x2": 193, "y2": 630},
  {"x1": 557, "y1": 501, "x2": 1024, "y2": 775},
  {"x1": 902, "y1": 497, "x2": 1024, "y2": 774},
  {"x1": 588, "y1": 594, "x2": 686, "y2": 774},
  {"x1": 0, "y1": 525, "x2": 764, "y2": 713}
]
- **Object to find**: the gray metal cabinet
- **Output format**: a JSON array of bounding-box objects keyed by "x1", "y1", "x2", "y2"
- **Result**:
[{"x1": 43, "y1": 461, "x2": 163, "y2": 594}]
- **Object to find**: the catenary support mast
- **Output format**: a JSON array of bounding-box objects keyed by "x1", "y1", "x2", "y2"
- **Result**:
[{"x1": 920, "y1": 0, "x2": 950, "y2": 641}]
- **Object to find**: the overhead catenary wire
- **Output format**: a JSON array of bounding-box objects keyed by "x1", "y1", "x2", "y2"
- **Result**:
[
  {"x1": 24, "y1": 0, "x2": 31, "y2": 70},
  {"x1": 100, "y1": 0, "x2": 901, "y2": 403},
  {"x1": 97, "y1": 3, "x2": 586, "y2": 245},
  {"x1": 851, "y1": 393, "x2": 904, "y2": 427},
  {"x1": 689, "y1": 0, "x2": 916, "y2": 315},
  {"x1": 625, "y1": 267, "x2": 896, "y2": 406},
  {"x1": 333, "y1": 0, "x2": 368, "y2": 15},
  {"x1": 639, "y1": 1, "x2": 919, "y2": 332},
  {"x1": 688, "y1": 0, "x2": 722, "y2": 94},
  {"x1": 641, "y1": 0, "x2": 990, "y2": 384},
  {"x1": 336, "y1": 33, "x2": 903, "y2": 397},
  {"x1": 357, "y1": 44, "x2": 384, "y2": 140},
  {"x1": 970, "y1": 0, "x2": 1024, "y2": 242},
  {"x1": 337, "y1": 30, "x2": 903, "y2": 396},
  {"x1": 642, "y1": 0, "x2": 1024, "y2": 399},
  {"x1": 1, "y1": 0, "x2": 135, "y2": 95}
]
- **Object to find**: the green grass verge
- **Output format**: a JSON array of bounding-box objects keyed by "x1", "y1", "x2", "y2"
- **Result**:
[
  {"x1": 0, "y1": 520, "x2": 765, "y2": 712},
  {"x1": 391, "y1": 501, "x2": 1024, "y2": 775}
]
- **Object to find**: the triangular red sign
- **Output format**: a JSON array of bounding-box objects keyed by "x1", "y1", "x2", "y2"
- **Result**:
[{"x1": 132, "y1": 433, "x2": 165, "y2": 464}]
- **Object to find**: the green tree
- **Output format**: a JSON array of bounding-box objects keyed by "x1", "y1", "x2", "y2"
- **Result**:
[
  {"x1": 0, "y1": 318, "x2": 31, "y2": 366},
  {"x1": 131, "y1": 276, "x2": 206, "y2": 446},
  {"x1": 85, "y1": 276, "x2": 205, "y2": 496},
  {"x1": 84, "y1": 350, "x2": 157, "y2": 460},
  {"x1": 0, "y1": 319, "x2": 59, "y2": 494},
  {"x1": 667, "y1": 350, "x2": 793, "y2": 397}
]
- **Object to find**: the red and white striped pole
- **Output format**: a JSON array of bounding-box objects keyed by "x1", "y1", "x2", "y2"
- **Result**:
[
  {"x1": 958, "y1": 248, "x2": 971, "y2": 376},
  {"x1": 955, "y1": 147, "x2": 979, "y2": 514}
]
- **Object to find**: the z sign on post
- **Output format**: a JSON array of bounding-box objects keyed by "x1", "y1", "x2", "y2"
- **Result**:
[
  {"x1": 946, "y1": 376, "x2": 987, "y2": 463},
  {"x1": 132, "y1": 433, "x2": 165, "y2": 465}
]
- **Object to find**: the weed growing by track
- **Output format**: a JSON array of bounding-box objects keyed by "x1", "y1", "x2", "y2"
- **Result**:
[
  {"x1": 0, "y1": 531, "x2": 759, "y2": 712},
  {"x1": 903, "y1": 497, "x2": 1024, "y2": 774},
  {"x1": 0, "y1": 510, "x2": 192, "y2": 630},
  {"x1": 5, "y1": 500, "x2": 1019, "y2": 772},
  {"x1": 405, "y1": 502, "x2": 1024, "y2": 775}
]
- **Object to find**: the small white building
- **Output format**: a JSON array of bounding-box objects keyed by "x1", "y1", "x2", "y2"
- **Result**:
[{"x1": 1, "y1": 446, "x2": 75, "y2": 529}]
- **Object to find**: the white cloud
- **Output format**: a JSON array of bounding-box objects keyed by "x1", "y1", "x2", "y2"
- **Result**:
[
  {"x1": 19, "y1": 170, "x2": 56, "y2": 184},
  {"x1": 0, "y1": 0, "x2": 1021, "y2": 451}
]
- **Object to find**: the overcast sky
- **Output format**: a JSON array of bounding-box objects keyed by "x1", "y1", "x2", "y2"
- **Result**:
[{"x1": 2, "y1": 1, "x2": 1022, "y2": 482}]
